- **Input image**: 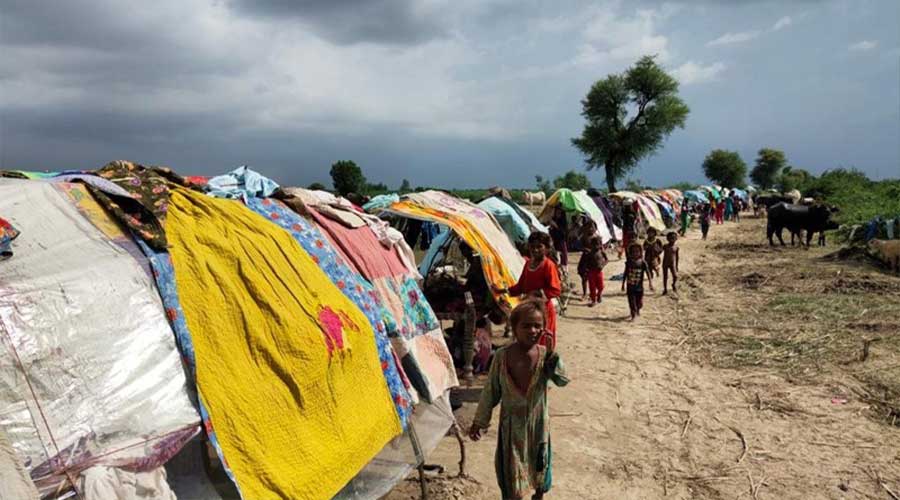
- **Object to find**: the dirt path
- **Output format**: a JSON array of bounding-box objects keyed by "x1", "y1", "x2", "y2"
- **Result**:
[{"x1": 387, "y1": 218, "x2": 900, "y2": 499}]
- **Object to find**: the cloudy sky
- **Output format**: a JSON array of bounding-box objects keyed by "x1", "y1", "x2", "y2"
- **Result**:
[{"x1": 1, "y1": 0, "x2": 897, "y2": 189}]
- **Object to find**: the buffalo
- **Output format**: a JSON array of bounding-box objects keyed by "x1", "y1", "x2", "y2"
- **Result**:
[
  {"x1": 767, "y1": 202, "x2": 839, "y2": 247},
  {"x1": 753, "y1": 194, "x2": 793, "y2": 216}
]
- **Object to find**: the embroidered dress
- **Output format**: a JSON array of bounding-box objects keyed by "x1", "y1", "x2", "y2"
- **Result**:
[{"x1": 472, "y1": 346, "x2": 569, "y2": 499}]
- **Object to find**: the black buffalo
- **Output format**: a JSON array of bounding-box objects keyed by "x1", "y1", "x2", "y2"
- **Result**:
[
  {"x1": 767, "y1": 202, "x2": 839, "y2": 247},
  {"x1": 753, "y1": 194, "x2": 793, "y2": 216}
]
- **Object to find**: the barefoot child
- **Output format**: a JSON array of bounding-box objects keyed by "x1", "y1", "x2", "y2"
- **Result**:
[
  {"x1": 662, "y1": 232, "x2": 679, "y2": 295},
  {"x1": 494, "y1": 232, "x2": 562, "y2": 348},
  {"x1": 583, "y1": 235, "x2": 607, "y2": 307},
  {"x1": 469, "y1": 301, "x2": 569, "y2": 500},
  {"x1": 643, "y1": 228, "x2": 663, "y2": 280},
  {"x1": 621, "y1": 243, "x2": 653, "y2": 320}
]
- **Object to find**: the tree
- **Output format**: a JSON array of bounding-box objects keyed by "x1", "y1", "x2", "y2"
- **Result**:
[
  {"x1": 553, "y1": 170, "x2": 592, "y2": 191},
  {"x1": 307, "y1": 182, "x2": 327, "y2": 191},
  {"x1": 330, "y1": 160, "x2": 366, "y2": 196},
  {"x1": 701, "y1": 149, "x2": 747, "y2": 187},
  {"x1": 399, "y1": 179, "x2": 411, "y2": 193},
  {"x1": 750, "y1": 148, "x2": 787, "y2": 190},
  {"x1": 535, "y1": 175, "x2": 552, "y2": 195},
  {"x1": 776, "y1": 166, "x2": 813, "y2": 193},
  {"x1": 572, "y1": 55, "x2": 690, "y2": 192}
]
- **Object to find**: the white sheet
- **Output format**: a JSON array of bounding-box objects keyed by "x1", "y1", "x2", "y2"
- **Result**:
[{"x1": 0, "y1": 180, "x2": 199, "y2": 497}]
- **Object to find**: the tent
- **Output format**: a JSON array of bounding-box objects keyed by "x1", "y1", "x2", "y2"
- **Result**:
[
  {"x1": 363, "y1": 193, "x2": 400, "y2": 212},
  {"x1": 539, "y1": 188, "x2": 620, "y2": 243},
  {"x1": 0, "y1": 164, "x2": 458, "y2": 500},
  {"x1": 478, "y1": 195, "x2": 547, "y2": 248},
  {"x1": 609, "y1": 191, "x2": 667, "y2": 231},
  {"x1": 386, "y1": 191, "x2": 525, "y2": 304},
  {"x1": 699, "y1": 185, "x2": 722, "y2": 201},
  {"x1": 731, "y1": 188, "x2": 750, "y2": 202},
  {"x1": 684, "y1": 190, "x2": 709, "y2": 204},
  {"x1": 641, "y1": 190, "x2": 676, "y2": 224}
]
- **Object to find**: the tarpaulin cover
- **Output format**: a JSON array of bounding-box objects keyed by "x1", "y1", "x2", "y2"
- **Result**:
[
  {"x1": 478, "y1": 196, "x2": 534, "y2": 247},
  {"x1": 731, "y1": 188, "x2": 749, "y2": 201},
  {"x1": 387, "y1": 191, "x2": 524, "y2": 305},
  {"x1": 699, "y1": 185, "x2": 722, "y2": 201},
  {"x1": 166, "y1": 188, "x2": 402, "y2": 500},
  {"x1": 363, "y1": 194, "x2": 400, "y2": 213},
  {"x1": 0, "y1": 180, "x2": 200, "y2": 497},
  {"x1": 683, "y1": 190, "x2": 709, "y2": 204}
]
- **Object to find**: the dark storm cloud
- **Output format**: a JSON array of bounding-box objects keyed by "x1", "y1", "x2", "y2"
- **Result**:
[{"x1": 227, "y1": 0, "x2": 449, "y2": 45}]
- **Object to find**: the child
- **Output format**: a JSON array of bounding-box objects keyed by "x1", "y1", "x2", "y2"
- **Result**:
[
  {"x1": 494, "y1": 232, "x2": 562, "y2": 348},
  {"x1": 643, "y1": 228, "x2": 663, "y2": 280},
  {"x1": 469, "y1": 301, "x2": 569, "y2": 500},
  {"x1": 583, "y1": 235, "x2": 607, "y2": 307},
  {"x1": 699, "y1": 204, "x2": 711, "y2": 240},
  {"x1": 662, "y1": 232, "x2": 679, "y2": 295},
  {"x1": 621, "y1": 243, "x2": 653, "y2": 321}
]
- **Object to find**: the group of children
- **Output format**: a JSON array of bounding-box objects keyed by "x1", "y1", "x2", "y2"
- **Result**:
[{"x1": 575, "y1": 226, "x2": 680, "y2": 320}]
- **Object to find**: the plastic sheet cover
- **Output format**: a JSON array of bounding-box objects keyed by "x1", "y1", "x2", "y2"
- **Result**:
[{"x1": 0, "y1": 180, "x2": 200, "y2": 497}]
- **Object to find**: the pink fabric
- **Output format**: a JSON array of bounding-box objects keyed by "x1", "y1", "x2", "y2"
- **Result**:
[{"x1": 310, "y1": 208, "x2": 408, "y2": 280}]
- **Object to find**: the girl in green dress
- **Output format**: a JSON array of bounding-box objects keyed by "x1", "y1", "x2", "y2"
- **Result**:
[{"x1": 469, "y1": 301, "x2": 569, "y2": 499}]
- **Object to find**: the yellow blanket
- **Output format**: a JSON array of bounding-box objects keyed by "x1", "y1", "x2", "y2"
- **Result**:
[{"x1": 167, "y1": 189, "x2": 401, "y2": 500}]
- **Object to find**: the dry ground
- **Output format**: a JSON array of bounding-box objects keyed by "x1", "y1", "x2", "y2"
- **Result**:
[{"x1": 386, "y1": 216, "x2": 900, "y2": 499}]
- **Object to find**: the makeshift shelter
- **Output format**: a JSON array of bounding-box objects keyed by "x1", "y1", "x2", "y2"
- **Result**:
[
  {"x1": 0, "y1": 164, "x2": 460, "y2": 500},
  {"x1": 539, "y1": 188, "x2": 620, "y2": 243},
  {"x1": 0, "y1": 180, "x2": 200, "y2": 497},
  {"x1": 387, "y1": 191, "x2": 525, "y2": 304},
  {"x1": 658, "y1": 189, "x2": 684, "y2": 213},
  {"x1": 684, "y1": 190, "x2": 709, "y2": 204},
  {"x1": 363, "y1": 193, "x2": 400, "y2": 213},
  {"x1": 641, "y1": 190, "x2": 676, "y2": 225},
  {"x1": 478, "y1": 195, "x2": 548, "y2": 248},
  {"x1": 609, "y1": 191, "x2": 667, "y2": 232},
  {"x1": 699, "y1": 185, "x2": 722, "y2": 201},
  {"x1": 731, "y1": 188, "x2": 750, "y2": 202},
  {"x1": 279, "y1": 187, "x2": 458, "y2": 404}
]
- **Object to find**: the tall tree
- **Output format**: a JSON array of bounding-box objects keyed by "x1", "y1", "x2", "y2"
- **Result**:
[
  {"x1": 572, "y1": 55, "x2": 690, "y2": 192},
  {"x1": 750, "y1": 148, "x2": 787, "y2": 190},
  {"x1": 399, "y1": 179, "x2": 411, "y2": 193},
  {"x1": 776, "y1": 166, "x2": 813, "y2": 193},
  {"x1": 330, "y1": 160, "x2": 366, "y2": 196},
  {"x1": 553, "y1": 170, "x2": 592, "y2": 191},
  {"x1": 702, "y1": 149, "x2": 747, "y2": 187}
]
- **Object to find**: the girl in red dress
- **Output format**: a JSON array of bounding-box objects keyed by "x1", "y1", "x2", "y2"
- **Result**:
[{"x1": 494, "y1": 232, "x2": 562, "y2": 349}]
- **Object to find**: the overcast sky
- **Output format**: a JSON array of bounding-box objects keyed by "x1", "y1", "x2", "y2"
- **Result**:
[{"x1": 1, "y1": 0, "x2": 897, "y2": 189}]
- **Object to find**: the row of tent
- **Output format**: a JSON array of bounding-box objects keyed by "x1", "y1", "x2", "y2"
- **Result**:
[{"x1": 0, "y1": 163, "x2": 461, "y2": 500}]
